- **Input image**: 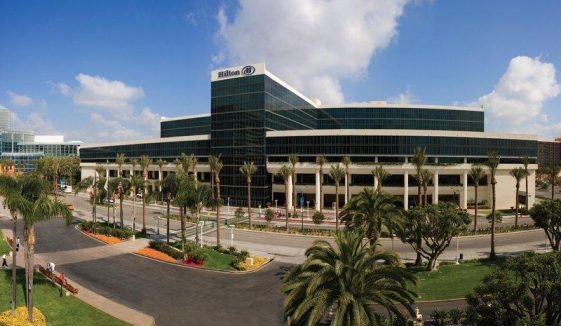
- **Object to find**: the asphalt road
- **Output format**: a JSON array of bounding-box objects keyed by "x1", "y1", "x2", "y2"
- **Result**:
[{"x1": 11, "y1": 218, "x2": 287, "y2": 326}]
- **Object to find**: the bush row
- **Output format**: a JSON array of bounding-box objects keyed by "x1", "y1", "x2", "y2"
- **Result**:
[
  {"x1": 149, "y1": 240, "x2": 184, "y2": 260},
  {"x1": 80, "y1": 221, "x2": 134, "y2": 239},
  {"x1": 170, "y1": 241, "x2": 210, "y2": 263},
  {"x1": 212, "y1": 244, "x2": 249, "y2": 270}
]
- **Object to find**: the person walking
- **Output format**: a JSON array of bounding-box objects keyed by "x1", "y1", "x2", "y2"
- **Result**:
[
  {"x1": 47, "y1": 261, "x2": 55, "y2": 274},
  {"x1": 1, "y1": 254, "x2": 7, "y2": 269}
]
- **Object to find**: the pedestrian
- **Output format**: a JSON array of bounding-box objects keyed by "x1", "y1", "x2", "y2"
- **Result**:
[
  {"x1": 47, "y1": 261, "x2": 56, "y2": 274},
  {"x1": 59, "y1": 273, "x2": 66, "y2": 296},
  {"x1": 16, "y1": 237, "x2": 20, "y2": 252},
  {"x1": 1, "y1": 254, "x2": 7, "y2": 269}
]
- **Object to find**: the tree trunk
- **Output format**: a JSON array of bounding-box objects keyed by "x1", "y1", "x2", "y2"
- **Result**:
[
  {"x1": 181, "y1": 207, "x2": 186, "y2": 250},
  {"x1": 490, "y1": 179, "x2": 497, "y2": 260},
  {"x1": 346, "y1": 172, "x2": 350, "y2": 202},
  {"x1": 142, "y1": 173, "x2": 147, "y2": 233},
  {"x1": 26, "y1": 224, "x2": 35, "y2": 322},
  {"x1": 525, "y1": 175, "x2": 529, "y2": 208},
  {"x1": 119, "y1": 194, "x2": 124, "y2": 227},
  {"x1": 417, "y1": 173, "x2": 422, "y2": 208},
  {"x1": 428, "y1": 257, "x2": 437, "y2": 271},
  {"x1": 552, "y1": 176, "x2": 555, "y2": 200},
  {"x1": 285, "y1": 180, "x2": 289, "y2": 231},
  {"x1": 515, "y1": 184, "x2": 519, "y2": 227},
  {"x1": 216, "y1": 177, "x2": 221, "y2": 246},
  {"x1": 473, "y1": 184, "x2": 478, "y2": 232},
  {"x1": 335, "y1": 182, "x2": 339, "y2": 232},
  {"x1": 166, "y1": 199, "x2": 170, "y2": 244},
  {"x1": 415, "y1": 240, "x2": 423, "y2": 266},
  {"x1": 247, "y1": 178, "x2": 252, "y2": 229},
  {"x1": 132, "y1": 190, "x2": 136, "y2": 235},
  {"x1": 423, "y1": 185, "x2": 428, "y2": 207},
  {"x1": 292, "y1": 172, "x2": 297, "y2": 218},
  {"x1": 319, "y1": 168, "x2": 323, "y2": 214},
  {"x1": 11, "y1": 213, "x2": 17, "y2": 314}
]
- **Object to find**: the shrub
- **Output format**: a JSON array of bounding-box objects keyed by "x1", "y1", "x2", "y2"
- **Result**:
[
  {"x1": 312, "y1": 211, "x2": 325, "y2": 225},
  {"x1": 80, "y1": 221, "x2": 134, "y2": 239},
  {"x1": 430, "y1": 308, "x2": 448, "y2": 326},
  {"x1": 190, "y1": 249, "x2": 209, "y2": 263},
  {"x1": 265, "y1": 208, "x2": 274, "y2": 221},
  {"x1": 235, "y1": 207, "x2": 245, "y2": 219},
  {"x1": 148, "y1": 240, "x2": 183, "y2": 260},
  {"x1": 486, "y1": 211, "x2": 503, "y2": 223},
  {"x1": 519, "y1": 207, "x2": 529, "y2": 215},
  {"x1": 230, "y1": 256, "x2": 245, "y2": 271},
  {"x1": 238, "y1": 250, "x2": 249, "y2": 261}
]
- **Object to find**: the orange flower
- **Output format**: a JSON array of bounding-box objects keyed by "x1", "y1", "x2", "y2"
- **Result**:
[
  {"x1": 136, "y1": 247, "x2": 177, "y2": 263},
  {"x1": 89, "y1": 233, "x2": 123, "y2": 245}
]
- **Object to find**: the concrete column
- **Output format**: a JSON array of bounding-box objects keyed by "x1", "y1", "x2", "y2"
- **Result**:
[
  {"x1": 404, "y1": 171, "x2": 409, "y2": 210},
  {"x1": 374, "y1": 174, "x2": 378, "y2": 191},
  {"x1": 374, "y1": 156, "x2": 379, "y2": 163},
  {"x1": 344, "y1": 174, "x2": 349, "y2": 204},
  {"x1": 433, "y1": 171, "x2": 439, "y2": 204},
  {"x1": 315, "y1": 169, "x2": 321, "y2": 211},
  {"x1": 462, "y1": 171, "x2": 468, "y2": 209},
  {"x1": 287, "y1": 174, "x2": 293, "y2": 210}
]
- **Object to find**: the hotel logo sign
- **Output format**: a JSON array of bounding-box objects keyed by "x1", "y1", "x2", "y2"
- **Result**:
[{"x1": 217, "y1": 65, "x2": 256, "y2": 78}]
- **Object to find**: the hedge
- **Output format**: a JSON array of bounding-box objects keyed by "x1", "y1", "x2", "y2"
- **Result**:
[{"x1": 80, "y1": 221, "x2": 134, "y2": 239}]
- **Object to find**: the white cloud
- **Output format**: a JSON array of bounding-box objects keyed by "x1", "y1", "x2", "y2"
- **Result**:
[
  {"x1": 475, "y1": 56, "x2": 560, "y2": 125},
  {"x1": 49, "y1": 81, "x2": 73, "y2": 96},
  {"x1": 388, "y1": 86, "x2": 417, "y2": 104},
  {"x1": 184, "y1": 12, "x2": 197, "y2": 26},
  {"x1": 215, "y1": 0, "x2": 409, "y2": 104},
  {"x1": 7, "y1": 91, "x2": 34, "y2": 106},
  {"x1": 73, "y1": 74, "x2": 144, "y2": 111}
]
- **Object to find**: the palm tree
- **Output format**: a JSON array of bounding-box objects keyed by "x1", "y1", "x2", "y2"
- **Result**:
[
  {"x1": 179, "y1": 153, "x2": 191, "y2": 174},
  {"x1": 139, "y1": 155, "x2": 152, "y2": 233},
  {"x1": 61, "y1": 156, "x2": 80, "y2": 189},
  {"x1": 130, "y1": 175, "x2": 143, "y2": 236},
  {"x1": 316, "y1": 155, "x2": 328, "y2": 214},
  {"x1": 6, "y1": 174, "x2": 72, "y2": 322},
  {"x1": 130, "y1": 158, "x2": 138, "y2": 179},
  {"x1": 522, "y1": 156, "x2": 530, "y2": 208},
  {"x1": 161, "y1": 173, "x2": 179, "y2": 244},
  {"x1": 411, "y1": 147, "x2": 427, "y2": 208},
  {"x1": 156, "y1": 158, "x2": 165, "y2": 200},
  {"x1": 190, "y1": 154, "x2": 198, "y2": 182},
  {"x1": 469, "y1": 165, "x2": 486, "y2": 232},
  {"x1": 329, "y1": 164, "x2": 345, "y2": 232},
  {"x1": 546, "y1": 165, "x2": 561, "y2": 200},
  {"x1": 372, "y1": 164, "x2": 390, "y2": 192},
  {"x1": 486, "y1": 151, "x2": 500, "y2": 260},
  {"x1": 281, "y1": 230, "x2": 416, "y2": 325},
  {"x1": 209, "y1": 155, "x2": 223, "y2": 245},
  {"x1": 116, "y1": 153, "x2": 126, "y2": 225},
  {"x1": 186, "y1": 183, "x2": 212, "y2": 248},
  {"x1": 420, "y1": 169, "x2": 433, "y2": 207},
  {"x1": 0, "y1": 175, "x2": 24, "y2": 314},
  {"x1": 342, "y1": 156, "x2": 352, "y2": 202},
  {"x1": 116, "y1": 153, "x2": 126, "y2": 177},
  {"x1": 277, "y1": 164, "x2": 294, "y2": 231},
  {"x1": 340, "y1": 188, "x2": 403, "y2": 248},
  {"x1": 510, "y1": 167, "x2": 526, "y2": 227},
  {"x1": 288, "y1": 154, "x2": 298, "y2": 217},
  {"x1": 240, "y1": 162, "x2": 257, "y2": 229}
]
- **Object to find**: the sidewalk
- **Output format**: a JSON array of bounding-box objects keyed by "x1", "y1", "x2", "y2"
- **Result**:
[{"x1": 0, "y1": 226, "x2": 155, "y2": 326}]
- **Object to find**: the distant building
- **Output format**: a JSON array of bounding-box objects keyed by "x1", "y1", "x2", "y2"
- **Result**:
[{"x1": 0, "y1": 109, "x2": 81, "y2": 172}]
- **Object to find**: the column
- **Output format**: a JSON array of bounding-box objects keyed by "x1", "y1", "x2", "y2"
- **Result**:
[
  {"x1": 433, "y1": 171, "x2": 439, "y2": 204},
  {"x1": 193, "y1": 168, "x2": 197, "y2": 182},
  {"x1": 287, "y1": 174, "x2": 293, "y2": 210},
  {"x1": 403, "y1": 171, "x2": 409, "y2": 210},
  {"x1": 344, "y1": 174, "x2": 349, "y2": 204},
  {"x1": 271, "y1": 174, "x2": 275, "y2": 203},
  {"x1": 158, "y1": 167, "x2": 163, "y2": 193},
  {"x1": 462, "y1": 171, "x2": 468, "y2": 209},
  {"x1": 315, "y1": 169, "x2": 321, "y2": 211},
  {"x1": 374, "y1": 175, "x2": 378, "y2": 191}
]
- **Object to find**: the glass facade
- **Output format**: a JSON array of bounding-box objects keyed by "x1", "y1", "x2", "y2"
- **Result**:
[
  {"x1": 267, "y1": 135, "x2": 537, "y2": 161},
  {"x1": 161, "y1": 116, "x2": 211, "y2": 138},
  {"x1": 318, "y1": 107, "x2": 484, "y2": 131},
  {"x1": 80, "y1": 65, "x2": 541, "y2": 207}
]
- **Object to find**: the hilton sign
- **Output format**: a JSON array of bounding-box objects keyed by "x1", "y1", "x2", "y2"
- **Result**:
[{"x1": 211, "y1": 63, "x2": 264, "y2": 81}]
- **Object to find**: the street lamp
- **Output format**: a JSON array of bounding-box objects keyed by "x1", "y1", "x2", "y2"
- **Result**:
[{"x1": 228, "y1": 225, "x2": 235, "y2": 247}]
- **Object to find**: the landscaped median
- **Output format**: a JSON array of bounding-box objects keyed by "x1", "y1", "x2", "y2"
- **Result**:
[
  {"x1": 135, "y1": 240, "x2": 270, "y2": 272},
  {"x1": 0, "y1": 230, "x2": 11, "y2": 255},
  {"x1": 77, "y1": 221, "x2": 138, "y2": 245}
]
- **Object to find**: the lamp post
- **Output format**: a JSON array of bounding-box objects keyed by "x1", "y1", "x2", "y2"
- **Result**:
[
  {"x1": 307, "y1": 201, "x2": 310, "y2": 220},
  {"x1": 455, "y1": 234, "x2": 460, "y2": 264},
  {"x1": 301, "y1": 206, "x2": 304, "y2": 232}
]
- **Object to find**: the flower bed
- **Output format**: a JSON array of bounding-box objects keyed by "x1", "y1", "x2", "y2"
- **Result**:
[
  {"x1": 136, "y1": 247, "x2": 176, "y2": 263},
  {"x1": 0, "y1": 306, "x2": 46, "y2": 326},
  {"x1": 83, "y1": 230, "x2": 123, "y2": 245},
  {"x1": 240, "y1": 255, "x2": 269, "y2": 272}
]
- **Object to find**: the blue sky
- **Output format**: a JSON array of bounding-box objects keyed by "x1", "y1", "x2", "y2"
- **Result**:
[{"x1": 1, "y1": 0, "x2": 560, "y2": 141}]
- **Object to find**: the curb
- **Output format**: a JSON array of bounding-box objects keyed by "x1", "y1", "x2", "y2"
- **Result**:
[{"x1": 131, "y1": 249, "x2": 275, "y2": 275}]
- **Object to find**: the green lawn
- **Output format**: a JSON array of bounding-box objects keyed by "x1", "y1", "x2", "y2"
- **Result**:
[
  {"x1": 0, "y1": 230, "x2": 11, "y2": 255},
  {"x1": 410, "y1": 261, "x2": 497, "y2": 301},
  {"x1": 202, "y1": 249, "x2": 236, "y2": 271},
  {"x1": 0, "y1": 270, "x2": 129, "y2": 325}
]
